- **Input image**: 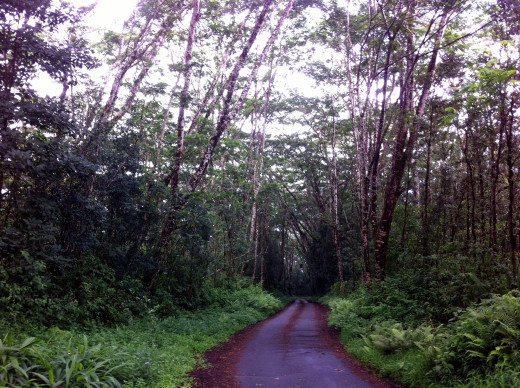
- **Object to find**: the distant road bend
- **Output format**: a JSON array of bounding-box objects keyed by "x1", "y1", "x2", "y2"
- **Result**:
[{"x1": 191, "y1": 299, "x2": 398, "y2": 388}]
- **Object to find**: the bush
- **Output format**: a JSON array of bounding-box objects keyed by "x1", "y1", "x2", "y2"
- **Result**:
[
  {"x1": 457, "y1": 368, "x2": 520, "y2": 387},
  {"x1": 363, "y1": 322, "x2": 437, "y2": 354},
  {"x1": 35, "y1": 336, "x2": 123, "y2": 387},
  {"x1": 0, "y1": 334, "x2": 39, "y2": 387}
]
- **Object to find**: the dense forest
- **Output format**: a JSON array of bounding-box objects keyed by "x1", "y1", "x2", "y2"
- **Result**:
[{"x1": 1, "y1": 0, "x2": 519, "y2": 386}]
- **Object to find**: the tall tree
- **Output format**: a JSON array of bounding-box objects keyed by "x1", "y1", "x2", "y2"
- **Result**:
[{"x1": 153, "y1": 0, "x2": 295, "y2": 288}]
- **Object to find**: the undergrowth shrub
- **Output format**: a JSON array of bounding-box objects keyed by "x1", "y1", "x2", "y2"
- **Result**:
[
  {"x1": 0, "y1": 334, "x2": 39, "y2": 387},
  {"x1": 35, "y1": 336, "x2": 123, "y2": 387},
  {"x1": 324, "y1": 281, "x2": 520, "y2": 388},
  {"x1": 456, "y1": 367, "x2": 520, "y2": 387},
  {"x1": 363, "y1": 322, "x2": 437, "y2": 354}
]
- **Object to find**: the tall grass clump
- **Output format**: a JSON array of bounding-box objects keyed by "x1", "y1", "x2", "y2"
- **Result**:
[{"x1": 0, "y1": 333, "x2": 124, "y2": 387}]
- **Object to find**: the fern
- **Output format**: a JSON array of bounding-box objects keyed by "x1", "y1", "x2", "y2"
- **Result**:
[
  {"x1": 364, "y1": 322, "x2": 439, "y2": 354},
  {"x1": 448, "y1": 292, "x2": 520, "y2": 373}
]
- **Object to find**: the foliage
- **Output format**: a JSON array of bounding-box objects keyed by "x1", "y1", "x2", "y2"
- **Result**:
[
  {"x1": 0, "y1": 334, "x2": 39, "y2": 387},
  {"x1": 363, "y1": 322, "x2": 437, "y2": 354},
  {"x1": 439, "y1": 292, "x2": 520, "y2": 378},
  {"x1": 34, "y1": 336, "x2": 123, "y2": 388},
  {"x1": 1, "y1": 286, "x2": 282, "y2": 388},
  {"x1": 0, "y1": 332, "x2": 124, "y2": 387},
  {"x1": 1, "y1": 0, "x2": 519, "y2": 386},
  {"x1": 324, "y1": 283, "x2": 520, "y2": 388}
]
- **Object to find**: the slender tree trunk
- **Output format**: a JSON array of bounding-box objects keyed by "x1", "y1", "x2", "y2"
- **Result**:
[
  {"x1": 401, "y1": 165, "x2": 411, "y2": 247},
  {"x1": 151, "y1": 0, "x2": 200, "y2": 289},
  {"x1": 246, "y1": 56, "x2": 278, "y2": 276},
  {"x1": 463, "y1": 131, "x2": 477, "y2": 243},
  {"x1": 279, "y1": 213, "x2": 286, "y2": 291},
  {"x1": 260, "y1": 213, "x2": 267, "y2": 289},
  {"x1": 421, "y1": 108, "x2": 432, "y2": 256},
  {"x1": 150, "y1": 0, "x2": 291, "y2": 289},
  {"x1": 187, "y1": 0, "x2": 293, "y2": 192},
  {"x1": 153, "y1": 81, "x2": 181, "y2": 180},
  {"x1": 374, "y1": 4, "x2": 416, "y2": 278},
  {"x1": 186, "y1": 6, "x2": 254, "y2": 135},
  {"x1": 344, "y1": 0, "x2": 374, "y2": 283},
  {"x1": 504, "y1": 95, "x2": 517, "y2": 279},
  {"x1": 489, "y1": 125, "x2": 504, "y2": 253},
  {"x1": 329, "y1": 117, "x2": 344, "y2": 292},
  {"x1": 190, "y1": 0, "x2": 268, "y2": 188},
  {"x1": 89, "y1": 0, "x2": 187, "y2": 141},
  {"x1": 252, "y1": 206, "x2": 262, "y2": 283},
  {"x1": 223, "y1": 214, "x2": 235, "y2": 274}
]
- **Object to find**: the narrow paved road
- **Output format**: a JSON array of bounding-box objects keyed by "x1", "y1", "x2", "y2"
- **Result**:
[{"x1": 191, "y1": 300, "x2": 398, "y2": 388}]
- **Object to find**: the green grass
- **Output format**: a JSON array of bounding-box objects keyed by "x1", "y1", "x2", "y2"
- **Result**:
[{"x1": 1, "y1": 286, "x2": 283, "y2": 387}]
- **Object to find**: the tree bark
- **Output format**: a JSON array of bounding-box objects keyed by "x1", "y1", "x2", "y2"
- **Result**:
[
  {"x1": 247, "y1": 55, "x2": 278, "y2": 276},
  {"x1": 421, "y1": 108, "x2": 433, "y2": 256},
  {"x1": 153, "y1": 0, "x2": 295, "y2": 288},
  {"x1": 85, "y1": 0, "x2": 189, "y2": 155},
  {"x1": 331, "y1": 121, "x2": 344, "y2": 293},
  {"x1": 489, "y1": 120, "x2": 504, "y2": 253},
  {"x1": 504, "y1": 94, "x2": 517, "y2": 279},
  {"x1": 186, "y1": 6, "x2": 255, "y2": 135}
]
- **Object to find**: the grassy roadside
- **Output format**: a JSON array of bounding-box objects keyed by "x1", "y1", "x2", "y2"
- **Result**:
[
  {"x1": 321, "y1": 279, "x2": 520, "y2": 388},
  {"x1": 0, "y1": 286, "x2": 283, "y2": 387}
]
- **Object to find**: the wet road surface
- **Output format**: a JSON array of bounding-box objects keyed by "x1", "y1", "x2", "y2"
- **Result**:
[
  {"x1": 237, "y1": 299, "x2": 378, "y2": 388},
  {"x1": 191, "y1": 300, "x2": 398, "y2": 388}
]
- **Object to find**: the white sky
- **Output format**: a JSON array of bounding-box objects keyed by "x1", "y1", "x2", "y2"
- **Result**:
[
  {"x1": 68, "y1": 0, "x2": 139, "y2": 30},
  {"x1": 32, "y1": 0, "x2": 139, "y2": 96}
]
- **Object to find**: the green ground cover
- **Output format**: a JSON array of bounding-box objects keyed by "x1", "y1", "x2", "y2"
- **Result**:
[
  {"x1": 323, "y1": 273, "x2": 520, "y2": 388},
  {"x1": 0, "y1": 286, "x2": 283, "y2": 387}
]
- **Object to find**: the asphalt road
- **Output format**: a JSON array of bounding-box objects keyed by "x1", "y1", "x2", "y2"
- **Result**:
[
  {"x1": 236, "y1": 299, "x2": 379, "y2": 388},
  {"x1": 191, "y1": 299, "x2": 398, "y2": 388}
]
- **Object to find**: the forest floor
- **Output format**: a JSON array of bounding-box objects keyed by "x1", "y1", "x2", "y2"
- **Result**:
[{"x1": 190, "y1": 299, "x2": 399, "y2": 388}]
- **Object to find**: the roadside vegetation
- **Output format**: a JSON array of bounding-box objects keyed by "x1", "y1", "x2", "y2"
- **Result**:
[
  {"x1": 0, "y1": 284, "x2": 282, "y2": 387},
  {"x1": 323, "y1": 260, "x2": 520, "y2": 388}
]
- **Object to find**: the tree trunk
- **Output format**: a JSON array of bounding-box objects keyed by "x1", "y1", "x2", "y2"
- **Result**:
[
  {"x1": 329, "y1": 117, "x2": 344, "y2": 292},
  {"x1": 246, "y1": 56, "x2": 278, "y2": 276},
  {"x1": 87, "y1": 0, "x2": 188, "y2": 148},
  {"x1": 279, "y1": 213, "x2": 286, "y2": 292},
  {"x1": 151, "y1": 0, "x2": 200, "y2": 289},
  {"x1": 260, "y1": 213, "x2": 267, "y2": 289},
  {"x1": 421, "y1": 107, "x2": 433, "y2": 256},
  {"x1": 187, "y1": 0, "x2": 293, "y2": 192},
  {"x1": 186, "y1": 6, "x2": 254, "y2": 135},
  {"x1": 154, "y1": 0, "x2": 294, "y2": 288},
  {"x1": 489, "y1": 124, "x2": 504, "y2": 253},
  {"x1": 374, "y1": 6, "x2": 449, "y2": 278},
  {"x1": 504, "y1": 95, "x2": 517, "y2": 280}
]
